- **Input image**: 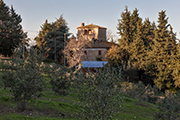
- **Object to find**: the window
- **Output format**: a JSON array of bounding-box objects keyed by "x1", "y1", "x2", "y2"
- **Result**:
[
  {"x1": 84, "y1": 30, "x2": 88, "y2": 35},
  {"x1": 98, "y1": 50, "x2": 101, "y2": 55},
  {"x1": 92, "y1": 38, "x2": 96, "y2": 44},
  {"x1": 94, "y1": 39, "x2": 96, "y2": 44},
  {"x1": 84, "y1": 50, "x2": 87, "y2": 55},
  {"x1": 70, "y1": 50, "x2": 73, "y2": 57}
]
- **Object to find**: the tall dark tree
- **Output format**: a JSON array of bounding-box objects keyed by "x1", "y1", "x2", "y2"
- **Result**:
[
  {"x1": 45, "y1": 15, "x2": 70, "y2": 61},
  {"x1": 130, "y1": 19, "x2": 146, "y2": 69},
  {"x1": 9, "y1": 6, "x2": 23, "y2": 54},
  {"x1": 147, "y1": 11, "x2": 176, "y2": 91},
  {"x1": 142, "y1": 18, "x2": 156, "y2": 47},
  {"x1": 0, "y1": 0, "x2": 10, "y2": 56},
  {"x1": 0, "y1": 1, "x2": 23, "y2": 56},
  {"x1": 35, "y1": 15, "x2": 70, "y2": 62},
  {"x1": 130, "y1": 8, "x2": 142, "y2": 42},
  {"x1": 117, "y1": 6, "x2": 132, "y2": 67},
  {"x1": 34, "y1": 19, "x2": 52, "y2": 54},
  {"x1": 172, "y1": 40, "x2": 180, "y2": 89}
]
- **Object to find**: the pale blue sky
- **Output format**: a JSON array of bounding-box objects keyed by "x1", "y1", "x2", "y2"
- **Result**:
[{"x1": 4, "y1": 0, "x2": 180, "y2": 41}]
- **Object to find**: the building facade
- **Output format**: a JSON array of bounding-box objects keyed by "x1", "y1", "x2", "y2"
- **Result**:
[
  {"x1": 77, "y1": 23, "x2": 107, "y2": 42},
  {"x1": 76, "y1": 23, "x2": 115, "y2": 61}
]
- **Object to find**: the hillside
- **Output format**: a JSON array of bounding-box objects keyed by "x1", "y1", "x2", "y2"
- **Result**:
[{"x1": 0, "y1": 71, "x2": 158, "y2": 120}]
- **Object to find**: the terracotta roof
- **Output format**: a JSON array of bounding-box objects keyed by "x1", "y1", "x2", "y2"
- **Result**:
[{"x1": 77, "y1": 23, "x2": 106, "y2": 29}]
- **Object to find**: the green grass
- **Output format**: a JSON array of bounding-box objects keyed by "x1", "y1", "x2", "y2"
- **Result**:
[
  {"x1": 0, "y1": 114, "x2": 71, "y2": 120},
  {"x1": 0, "y1": 71, "x2": 159, "y2": 119}
]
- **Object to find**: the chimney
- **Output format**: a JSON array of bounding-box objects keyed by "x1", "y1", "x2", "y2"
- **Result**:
[{"x1": 81, "y1": 23, "x2": 84, "y2": 26}]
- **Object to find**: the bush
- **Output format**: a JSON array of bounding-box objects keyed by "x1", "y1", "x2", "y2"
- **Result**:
[
  {"x1": 154, "y1": 91, "x2": 180, "y2": 120},
  {"x1": 121, "y1": 81, "x2": 159, "y2": 104}
]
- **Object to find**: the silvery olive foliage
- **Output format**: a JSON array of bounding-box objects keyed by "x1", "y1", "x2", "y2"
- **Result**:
[
  {"x1": 2, "y1": 46, "x2": 45, "y2": 110},
  {"x1": 47, "y1": 63, "x2": 71, "y2": 96},
  {"x1": 74, "y1": 65, "x2": 122, "y2": 120}
]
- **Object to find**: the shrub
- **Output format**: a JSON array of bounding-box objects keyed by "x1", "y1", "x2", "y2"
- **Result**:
[
  {"x1": 154, "y1": 91, "x2": 180, "y2": 120},
  {"x1": 121, "y1": 81, "x2": 159, "y2": 104}
]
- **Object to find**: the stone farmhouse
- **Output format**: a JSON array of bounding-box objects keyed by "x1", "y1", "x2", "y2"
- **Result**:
[{"x1": 75, "y1": 23, "x2": 116, "y2": 61}]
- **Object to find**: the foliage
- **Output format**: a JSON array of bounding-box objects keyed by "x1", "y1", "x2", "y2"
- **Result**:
[
  {"x1": 146, "y1": 10, "x2": 177, "y2": 91},
  {"x1": 47, "y1": 63, "x2": 71, "y2": 96},
  {"x1": 121, "y1": 81, "x2": 159, "y2": 104},
  {"x1": 154, "y1": 91, "x2": 180, "y2": 120},
  {"x1": 0, "y1": 0, "x2": 24, "y2": 56},
  {"x1": 106, "y1": 45, "x2": 122, "y2": 67},
  {"x1": 117, "y1": 6, "x2": 132, "y2": 67},
  {"x1": 73, "y1": 65, "x2": 122, "y2": 120},
  {"x1": 96, "y1": 57, "x2": 102, "y2": 61},
  {"x1": 34, "y1": 19, "x2": 52, "y2": 54},
  {"x1": 1, "y1": 45, "x2": 44, "y2": 110},
  {"x1": 0, "y1": 61, "x2": 160, "y2": 119},
  {"x1": 129, "y1": 19, "x2": 146, "y2": 69},
  {"x1": 34, "y1": 15, "x2": 70, "y2": 62},
  {"x1": 142, "y1": 18, "x2": 156, "y2": 47},
  {"x1": 115, "y1": 7, "x2": 179, "y2": 92},
  {"x1": 172, "y1": 43, "x2": 180, "y2": 88}
]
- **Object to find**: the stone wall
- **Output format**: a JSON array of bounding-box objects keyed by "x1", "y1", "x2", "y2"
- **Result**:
[
  {"x1": 77, "y1": 23, "x2": 106, "y2": 42},
  {"x1": 81, "y1": 48, "x2": 107, "y2": 61},
  {"x1": 98, "y1": 28, "x2": 106, "y2": 42}
]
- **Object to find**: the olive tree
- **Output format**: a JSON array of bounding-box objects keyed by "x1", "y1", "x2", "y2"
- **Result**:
[
  {"x1": 47, "y1": 63, "x2": 71, "y2": 96},
  {"x1": 2, "y1": 46, "x2": 44, "y2": 111},
  {"x1": 74, "y1": 65, "x2": 122, "y2": 120}
]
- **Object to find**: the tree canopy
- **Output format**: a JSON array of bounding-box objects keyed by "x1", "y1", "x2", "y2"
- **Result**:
[
  {"x1": 0, "y1": 0, "x2": 23, "y2": 56},
  {"x1": 109, "y1": 7, "x2": 179, "y2": 91},
  {"x1": 34, "y1": 15, "x2": 70, "y2": 62}
]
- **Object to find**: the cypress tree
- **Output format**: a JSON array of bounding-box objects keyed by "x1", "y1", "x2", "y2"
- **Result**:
[
  {"x1": 44, "y1": 15, "x2": 70, "y2": 61},
  {"x1": 130, "y1": 19, "x2": 146, "y2": 69},
  {"x1": 34, "y1": 19, "x2": 52, "y2": 54},
  {"x1": 0, "y1": 0, "x2": 10, "y2": 56},
  {"x1": 0, "y1": 0, "x2": 23, "y2": 56},
  {"x1": 148, "y1": 10, "x2": 176, "y2": 91},
  {"x1": 130, "y1": 8, "x2": 142, "y2": 42},
  {"x1": 172, "y1": 40, "x2": 180, "y2": 89},
  {"x1": 9, "y1": 6, "x2": 23, "y2": 55},
  {"x1": 117, "y1": 6, "x2": 132, "y2": 67},
  {"x1": 142, "y1": 18, "x2": 156, "y2": 47},
  {"x1": 35, "y1": 15, "x2": 70, "y2": 62}
]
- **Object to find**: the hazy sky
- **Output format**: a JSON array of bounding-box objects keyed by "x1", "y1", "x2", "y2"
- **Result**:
[{"x1": 4, "y1": 0, "x2": 180, "y2": 41}]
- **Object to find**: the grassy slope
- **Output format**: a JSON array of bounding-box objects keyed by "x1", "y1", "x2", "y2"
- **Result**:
[{"x1": 0, "y1": 71, "x2": 158, "y2": 120}]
